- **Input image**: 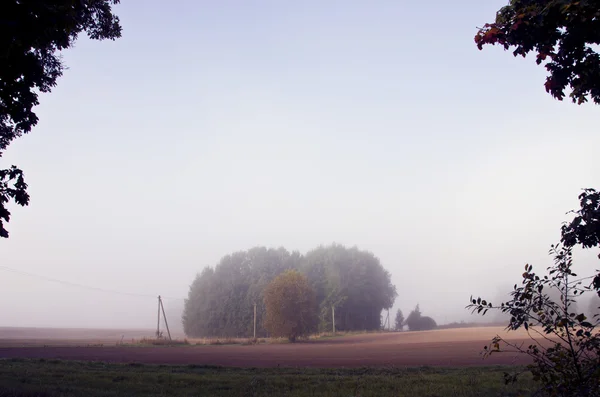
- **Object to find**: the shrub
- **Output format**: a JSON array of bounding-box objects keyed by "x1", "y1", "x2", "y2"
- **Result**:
[
  {"x1": 468, "y1": 189, "x2": 600, "y2": 397},
  {"x1": 406, "y1": 305, "x2": 437, "y2": 331}
]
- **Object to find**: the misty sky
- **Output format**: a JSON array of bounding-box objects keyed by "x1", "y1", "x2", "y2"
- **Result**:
[{"x1": 1, "y1": 0, "x2": 599, "y2": 330}]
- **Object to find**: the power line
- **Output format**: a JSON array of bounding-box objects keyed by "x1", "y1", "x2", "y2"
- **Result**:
[{"x1": 0, "y1": 265, "x2": 185, "y2": 301}]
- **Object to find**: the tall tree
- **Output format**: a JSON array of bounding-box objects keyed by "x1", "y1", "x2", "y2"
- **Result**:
[
  {"x1": 394, "y1": 309, "x2": 404, "y2": 331},
  {"x1": 476, "y1": 0, "x2": 600, "y2": 104},
  {"x1": 0, "y1": 0, "x2": 122, "y2": 238},
  {"x1": 183, "y1": 247, "x2": 300, "y2": 338},
  {"x1": 263, "y1": 269, "x2": 317, "y2": 342},
  {"x1": 183, "y1": 267, "x2": 218, "y2": 337},
  {"x1": 303, "y1": 244, "x2": 397, "y2": 332}
]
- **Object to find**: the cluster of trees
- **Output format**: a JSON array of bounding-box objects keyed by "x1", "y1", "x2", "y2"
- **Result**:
[{"x1": 183, "y1": 244, "x2": 397, "y2": 338}]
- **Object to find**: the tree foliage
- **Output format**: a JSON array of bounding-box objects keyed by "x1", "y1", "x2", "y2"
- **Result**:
[
  {"x1": 183, "y1": 247, "x2": 300, "y2": 338},
  {"x1": 561, "y1": 189, "x2": 600, "y2": 258},
  {"x1": 475, "y1": 0, "x2": 600, "y2": 104},
  {"x1": 468, "y1": 189, "x2": 600, "y2": 397},
  {"x1": 394, "y1": 309, "x2": 404, "y2": 331},
  {"x1": 263, "y1": 270, "x2": 317, "y2": 342},
  {"x1": 0, "y1": 166, "x2": 29, "y2": 238},
  {"x1": 0, "y1": 0, "x2": 122, "y2": 238},
  {"x1": 303, "y1": 244, "x2": 397, "y2": 332},
  {"x1": 405, "y1": 304, "x2": 437, "y2": 331},
  {"x1": 588, "y1": 294, "x2": 600, "y2": 318},
  {"x1": 473, "y1": 5, "x2": 600, "y2": 394},
  {"x1": 183, "y1": 244, "x2": 398, "y2": 338}
]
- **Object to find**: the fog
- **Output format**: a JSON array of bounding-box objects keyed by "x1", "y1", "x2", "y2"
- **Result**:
[{"x1": 1, "y1": 0, "x2": 599, "y2": 332}]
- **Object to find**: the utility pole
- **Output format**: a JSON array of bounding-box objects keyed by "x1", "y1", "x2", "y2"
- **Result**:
[
  {"x1": 156, "y1": 295, "x2": 161, "y2": 338},
  {"x1": 158, "y1": 295, "x2": 172, "y2": 341},
  {"x1": 253, "y1": 302, "x2": 257, "y2": 339},
  {"x1": 332, "y1": 305, "x2": 335, "y2": 335},
  {"x1": 383, "y1": 309, "x2": 390, "y2": 331}
]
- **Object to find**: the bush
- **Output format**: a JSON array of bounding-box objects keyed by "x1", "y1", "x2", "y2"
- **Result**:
[
  {"x1": 138, "y1": 338, "x2": 189, "y2": 346},
  {"x1": 468, "y1": 189, "x2": 600, "y2": 397},
  {"x1": 405, "y1": 305, "x2": 437, "y2": 331}
]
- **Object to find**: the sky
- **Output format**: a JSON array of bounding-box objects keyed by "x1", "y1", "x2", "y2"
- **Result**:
[{"x1": 1, "y1": 0, "x2": 599, "y2": 330}]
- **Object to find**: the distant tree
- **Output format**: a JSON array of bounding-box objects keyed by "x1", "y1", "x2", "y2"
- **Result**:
[
  {"x1": 183, "y1": 247, "x2": 300, "y2": 338},
  {"x1": 475, "y1": 0, "x2": 600, "y2": 104},
  {"x1": 405, "y1": 304, "x2": 421, "y2": 329},
  {"x1": 406, "y1": 305, "x2": 437, "y2": 331},
  {"x1": 394, "y1": 309, "x2": 404, "y2": 331},
  {"x1": 0, "y1": 0, "x2": 122, "y2": 238},
  {"x1": 263, "y1": 270, "x2": 317, "y2": 342},
  {"x1": 418, "y1": 316, "x2": 438, "y2": 331},
  {"x1": 303, "y1": 244, "x2": 397, "y2": 332},
  {"x1": 543, "y1": 285, "x2": 579, "y2": 321},
  {"x1": 183, "y1": 266, "x2": 216, "y2": 337}
]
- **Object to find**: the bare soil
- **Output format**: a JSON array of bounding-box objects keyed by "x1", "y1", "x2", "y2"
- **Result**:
[
  {"x1": 0, "y1": 327, "x2": 156, "y2": 347},
  {"x1": 0, "y1": 326, "x2": 536, "y2": 367}
]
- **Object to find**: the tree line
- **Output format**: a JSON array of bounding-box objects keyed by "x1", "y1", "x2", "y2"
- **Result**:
[{"x1": 183, "y1": 244, "x2": 397, "y2": 338}]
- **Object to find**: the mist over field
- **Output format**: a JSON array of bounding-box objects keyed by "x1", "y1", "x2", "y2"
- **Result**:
[{"x1": 1, "y1": 0, "x2": 599, "y2": 332}]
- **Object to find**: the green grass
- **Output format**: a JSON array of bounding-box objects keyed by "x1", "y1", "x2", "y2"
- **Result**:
[{"x1": 0, "y1": 359, "x2": 538, "y2": 397}]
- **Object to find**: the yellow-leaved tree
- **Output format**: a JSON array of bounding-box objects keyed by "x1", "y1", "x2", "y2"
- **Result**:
[{"x1": 263, "y1": 270, "x2": 317, "y2": 342}]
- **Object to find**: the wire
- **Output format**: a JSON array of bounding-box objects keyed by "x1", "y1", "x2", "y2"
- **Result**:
[{"x1": 0, "y1": 265, "x2": 185, "y2": 301}]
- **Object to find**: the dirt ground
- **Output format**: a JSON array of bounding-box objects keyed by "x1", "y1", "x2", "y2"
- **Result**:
[
  {"x1": 0, "y1": 327, "x2": 156, "y2": 346},
  {"x1": 0, "y1": 326, "x2": 537, "y2": 367}
]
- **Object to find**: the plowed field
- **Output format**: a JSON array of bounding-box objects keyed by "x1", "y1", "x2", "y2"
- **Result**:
[{"x1": 0, "y1": 326, "x2": 539, "y2": 367}]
